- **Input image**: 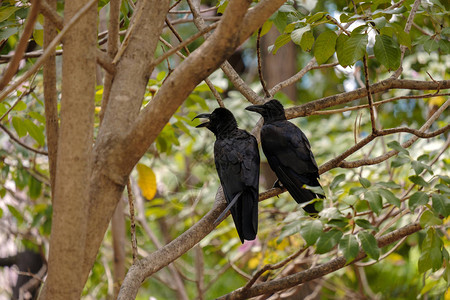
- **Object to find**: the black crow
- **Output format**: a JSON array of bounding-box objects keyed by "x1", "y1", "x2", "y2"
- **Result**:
[
  {"x1": 194, "y1": 108, "x2": 260, "y2": 243},
  {"x1": 246, "y1": 99, "x2": 323, "y2": 213}
]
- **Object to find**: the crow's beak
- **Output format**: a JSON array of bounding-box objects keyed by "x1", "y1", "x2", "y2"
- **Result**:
[
  {"x1": 192, "y1": 113, "x2": 211, "y2": 128},
  {"x1": 245, "y1": 104, "x2": 265, "y2": 114}
]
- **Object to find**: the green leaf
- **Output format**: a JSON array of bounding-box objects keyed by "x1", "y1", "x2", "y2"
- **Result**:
[
  {"x1": 359, "y1": 177, "x2": 371, "y2": 188},
  {"x1": 259, "y1": 20, "x2": 273, "y2": 37},
  {"x1": 391, "y1": 155, "x2": 410, "y2": 168},
  {"x1": 378, "y1": 188, "x2": 401, "y2": 207},
  {"x1": 13, "y1": 100, "x2": 27, "y2": 111},
  {"x1": 365, "y1": 190, "x2": 383, "y2": 215},
  {"x1": 33, "y1": 29, "x2": 44, "y2": 47},
  {"x1": 24, "y1": 119, "x2": 45, "y2": 146},
  {"x1": 435, "y1": 183, "x2": 450, "y2": 194},
  {"x1": 12, "y1": 116, "x2": 27, "y2": 138},
  {"x1": 374, "y1": 34, "x2": 401, "y2": 70},
  {"x1": 336, "y1": 34, "x2": 350, "y2": 66},
  {"x1": 424, "y1": 38, "x2": 439, "y2": 53},
  {"x1": 28, "y1": 175, "x2": 42, "y2": 199},
  {"x1": 314, "y1": 31, "x2": 337, "y2": 65},
  {"x1": 387, "y1": 140, "x2": 409, "y2": 155},
  {"x1": 306, "y1": 12, "x2": 327, "y2": 24},
  {"x1": 420, "y1": 210, "x2": 443, "y2": 227},
  {"x1": 300, "y1": 219, "x2": 322, "y2": 246},
  {"x1": 0, "y1": 26, "x2": 19, "y2": 41},
  {"x1": 272, "y1": 34, "x2": 291, "y2": 54},
  {"x1": 0, "y1": 6, "x2": 21, "y2": 23},
  {"x1": 339, "y1": 234, "x2": 359, "y2": 263},
  {"x1": 411, "y1": 160, "x2": 433, "y2": 175},
  {"x1": 439, "y1": 39, "x2": 450, "y2": 54},
  {"x1": 358, "y1": 231, "x2": 380, "y2": 260},
  {"x1": 7, "y1": 204, "x2": 24, "y2": 224},
  {"x1": 418, "y1": 251, "x2": 433, "y2": 273},
  {"x1": 395, "y1": 29, "x2": 412, "y2": 49},
  {"x1": 29, "y1": 111, "x2": 46, "y2": 124},
  {"x1": 408, "y1": 175, "x2": 429, "y2": 187},
  {"x1": 355, "y1": 219, "x2": 377, "y2": 231},
  {"x1": 431, "y1": 194, "x2": 450, "y2": 217},
  {"x1": 409, "y1": 191, "x2": 429, "y2": 210},
  {"x1": 291, "y1": 25, "x2": 310, "y2": 45},
  {"x1": 377, "y1": 181, "x2": 401, "y2": 189},
  {"x1": 316, "y1": 229, "x2": 343, "y2": 254},
  {"x1": 300, "y1": 31, "x2": 314, "y2": 52},
  {"x1": 338, "y1": 34, "x2": 368, "y2": 66},
  {"x1": 330, "y1": 174, "x2": 346, "y2": 190}
]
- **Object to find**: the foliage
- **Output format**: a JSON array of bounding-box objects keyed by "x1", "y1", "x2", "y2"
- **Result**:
[{"x1": 0, "y1": 0, "x2": 449, "y2": 299}]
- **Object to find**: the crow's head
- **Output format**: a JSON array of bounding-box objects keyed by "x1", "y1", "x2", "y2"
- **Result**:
[
  {"x1": 193, "y1": 107, "x2": 238, "y2": 136},
  {"x1": 245, "y1": 99, "x2": 286, "y2": 123}
]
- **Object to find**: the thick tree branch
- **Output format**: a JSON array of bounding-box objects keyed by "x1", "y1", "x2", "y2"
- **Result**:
[
  {"x1": 40, "y1": 0, "x2": 64, "y2": 29},
  {"x1": 284, "y1": 78, "x2": 450, "y2": 119},
  {"x1": 217, "y1": 223, "x2": 422, "y2": 299}
]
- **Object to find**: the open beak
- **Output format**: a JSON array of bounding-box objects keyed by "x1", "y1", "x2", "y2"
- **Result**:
[
  {"x1": 245, "y1": 104, "x2": 265, "y2": 114},
  {"x1": 192, "y1": 113, "x2": 211, "y2": 128}
]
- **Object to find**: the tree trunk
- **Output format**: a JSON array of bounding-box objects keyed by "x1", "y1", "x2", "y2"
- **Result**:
[{"x1": 41, "y1": 0, "x2": 97, "y2": 297}]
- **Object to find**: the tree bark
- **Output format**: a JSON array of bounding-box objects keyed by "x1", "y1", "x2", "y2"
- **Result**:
[{"x1": 42, "y1": 0, "x2": 97, "y2": 297}]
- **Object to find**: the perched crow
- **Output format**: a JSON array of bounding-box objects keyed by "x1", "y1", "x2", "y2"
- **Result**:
[
  {"x1": 246, "y1": 99, "x2": 323, "y2": 213},
  {"x1": 194, "y1": 108, "x2": 260, "y2": 243}
]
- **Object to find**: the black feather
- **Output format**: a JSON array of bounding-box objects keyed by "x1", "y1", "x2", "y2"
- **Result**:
[{"x1": 194, "y1": 108, "x2": 260, "y2": 243}]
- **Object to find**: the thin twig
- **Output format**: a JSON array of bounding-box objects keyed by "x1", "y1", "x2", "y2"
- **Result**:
[
  {"x1": 0, "y1": 0, "x2": 42, "y2": 90},
  {"x1": 127, "y1": 179, "x2": 138, "y2": 261},
  {"x1": 217, "y1": 223, "x2": 422, "y2": 299},
  {"x1": 0, "y1": 76, "x2": 36, "y2": 121},
  {"x1": 257, "y1": 27, "x2": 270, "y2": 98},
  {"x1": 362, "y1": 54, "x2": 377, "y2": 133},
  {"x1": 0, "y1": 0, "x2": 99, "y2": 103},
  {"x1": 242, "y1": 246, "x2": 307, "y2": 291},
  {"x1": 0, "y1": 123, "x2": 48, "y2": 155}
]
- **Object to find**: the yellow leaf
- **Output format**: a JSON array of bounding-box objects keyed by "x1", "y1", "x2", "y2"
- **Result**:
[
  {"x1": 136, "y1": 163, "x2": 157, "y2": 200},
  {"x1": 428, "y1": 96, "x2": 445, "y2": 106}
]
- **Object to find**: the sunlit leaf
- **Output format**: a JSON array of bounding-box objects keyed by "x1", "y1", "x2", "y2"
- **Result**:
[
  {"x1": 355, "y1": 219, "x2": 377, "y2": 231},
  {"x1": 12, "y1": 116, "x2": 27, "y2": 138},
  {"x1": 291, "y1": 25, "x2": 310, "y2": 45},
  {"x1": 419, "y1": 210, "x2": 443, "y2": 227},
  {"x1": 136, "y1": 163, "x2": 157, "y2": 200},
  {"x1": 300, "y1": 31, "x2": 314, "y2": 52},
  {"x1": 24, "y1": 119, "x2": 45, "y2": 146}
]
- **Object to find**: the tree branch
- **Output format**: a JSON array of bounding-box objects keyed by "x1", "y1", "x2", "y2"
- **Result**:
[
  {"x1": 0, "y1": 124, "x2": 48, "y2": 155},
  {"x1": 217, "y1": 223, "x2": 422, "y2": 299},
  {"x1": 0, "y1": 0, "x2": 99, "y2": 103},
  {"x1": 0, "y1": 0, "x2": 41, "y2": 90}
]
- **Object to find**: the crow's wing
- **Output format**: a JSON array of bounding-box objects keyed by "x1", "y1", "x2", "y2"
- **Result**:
[
  {"x1": 214, "y1": 130, "x2": 259, "y2": 242},
  {"x1": 261, "y1": 121, "x2": 321, "y2": 211}
]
